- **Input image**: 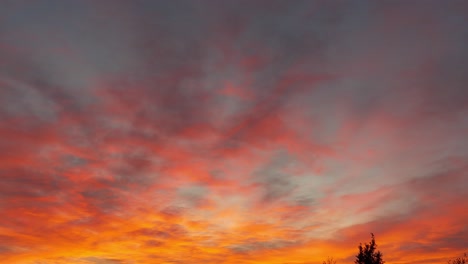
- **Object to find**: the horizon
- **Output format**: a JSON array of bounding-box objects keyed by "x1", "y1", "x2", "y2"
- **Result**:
[{"x1": 0, "y1": 1, "x2": 467, "y2": 263}]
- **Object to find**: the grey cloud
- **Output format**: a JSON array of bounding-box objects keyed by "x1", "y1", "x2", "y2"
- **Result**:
[
  {"x1": 145, "y1": 239, "x2": 164, "y2": 247},
  {"x1": 128, "y1": 223, "x2": 187, "y2": 239},
  {"x1": 177, "y1": 185, "x2": 209, "y2": 207},
  {"x1": 334, "y1": 165, "x2": 468, "y2": 258},
  {"x1": 0, "y1": 168, "x2": 70, "y2": 200},
  {"x1": 80, "y1": 257, "x2": 129, "y2": 264},
  {"x1": 104, "y1": 151, "x2": 157, "y2": 190},
  {"x1": 159, "y1": 206, "x2": 185, "y2": 218},
  {"x1": 293, "y1": 196, "x2": 316, "y2": 207},
  {"x1": 61, "y1": 155, "x2": 89, "y2": 167},
  {"x1": 252, "y1": 150, "x2": 299, "y2": 203},
  {"x1": 228, "y1": 239, "x2": 297, "y2": 254},
  {"x1": 80, "y1": 188, "x2": 123, "y2": 214}
]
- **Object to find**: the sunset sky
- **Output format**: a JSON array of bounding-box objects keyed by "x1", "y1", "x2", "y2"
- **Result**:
[{"x1": 0, "y1": 1, "x2": 467, "y2": 263}]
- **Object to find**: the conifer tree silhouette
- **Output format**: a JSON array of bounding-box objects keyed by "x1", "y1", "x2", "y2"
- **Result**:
[{"x1": 355, "y1": 233, "x2": 384, "y2": 264}]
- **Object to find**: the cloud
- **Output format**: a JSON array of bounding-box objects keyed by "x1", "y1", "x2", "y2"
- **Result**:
[
  {"x1": 0, "y1": 1, "x2": 466, "y2": 263},
  {"x1": 229, "y1": 239, "x2": 298, "y2": 254},
  {"x1": 80, "y1": 257, "x2": 128, "y2": 264}
]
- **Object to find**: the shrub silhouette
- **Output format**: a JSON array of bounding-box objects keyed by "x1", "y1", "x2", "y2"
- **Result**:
[
  {"x1": 448, "y1": 253, "x2": 467, "y2": 264},
  {"x1": 355, "y1": 233, "x2": 384, "y2": 264},
  {"x1": 323, "y1": 256, "x2": 337, "y2": 264}
]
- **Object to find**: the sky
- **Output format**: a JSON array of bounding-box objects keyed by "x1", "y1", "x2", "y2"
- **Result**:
[{"x1": 0, "y1": 0, "x2": 467, "y2": 263}]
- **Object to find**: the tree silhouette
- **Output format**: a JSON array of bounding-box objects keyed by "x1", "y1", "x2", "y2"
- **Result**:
[
  {"x1": 448, "y1": 253, "x2": 467, "y2": 264},
  {"x1": 355, "y1": 233, "x2": 384, "y2": 264},
  {"x1": 323, "y1": 256, "x2": 337, "y2": 264}
]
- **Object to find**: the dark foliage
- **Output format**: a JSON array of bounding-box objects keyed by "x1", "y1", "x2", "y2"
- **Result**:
[
  {"x1": 355, "y1": 233, "x2": 385, "y2": 264},
  {"x1": 448, "y1": 253, "x2": 467, "y2": 264}
]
